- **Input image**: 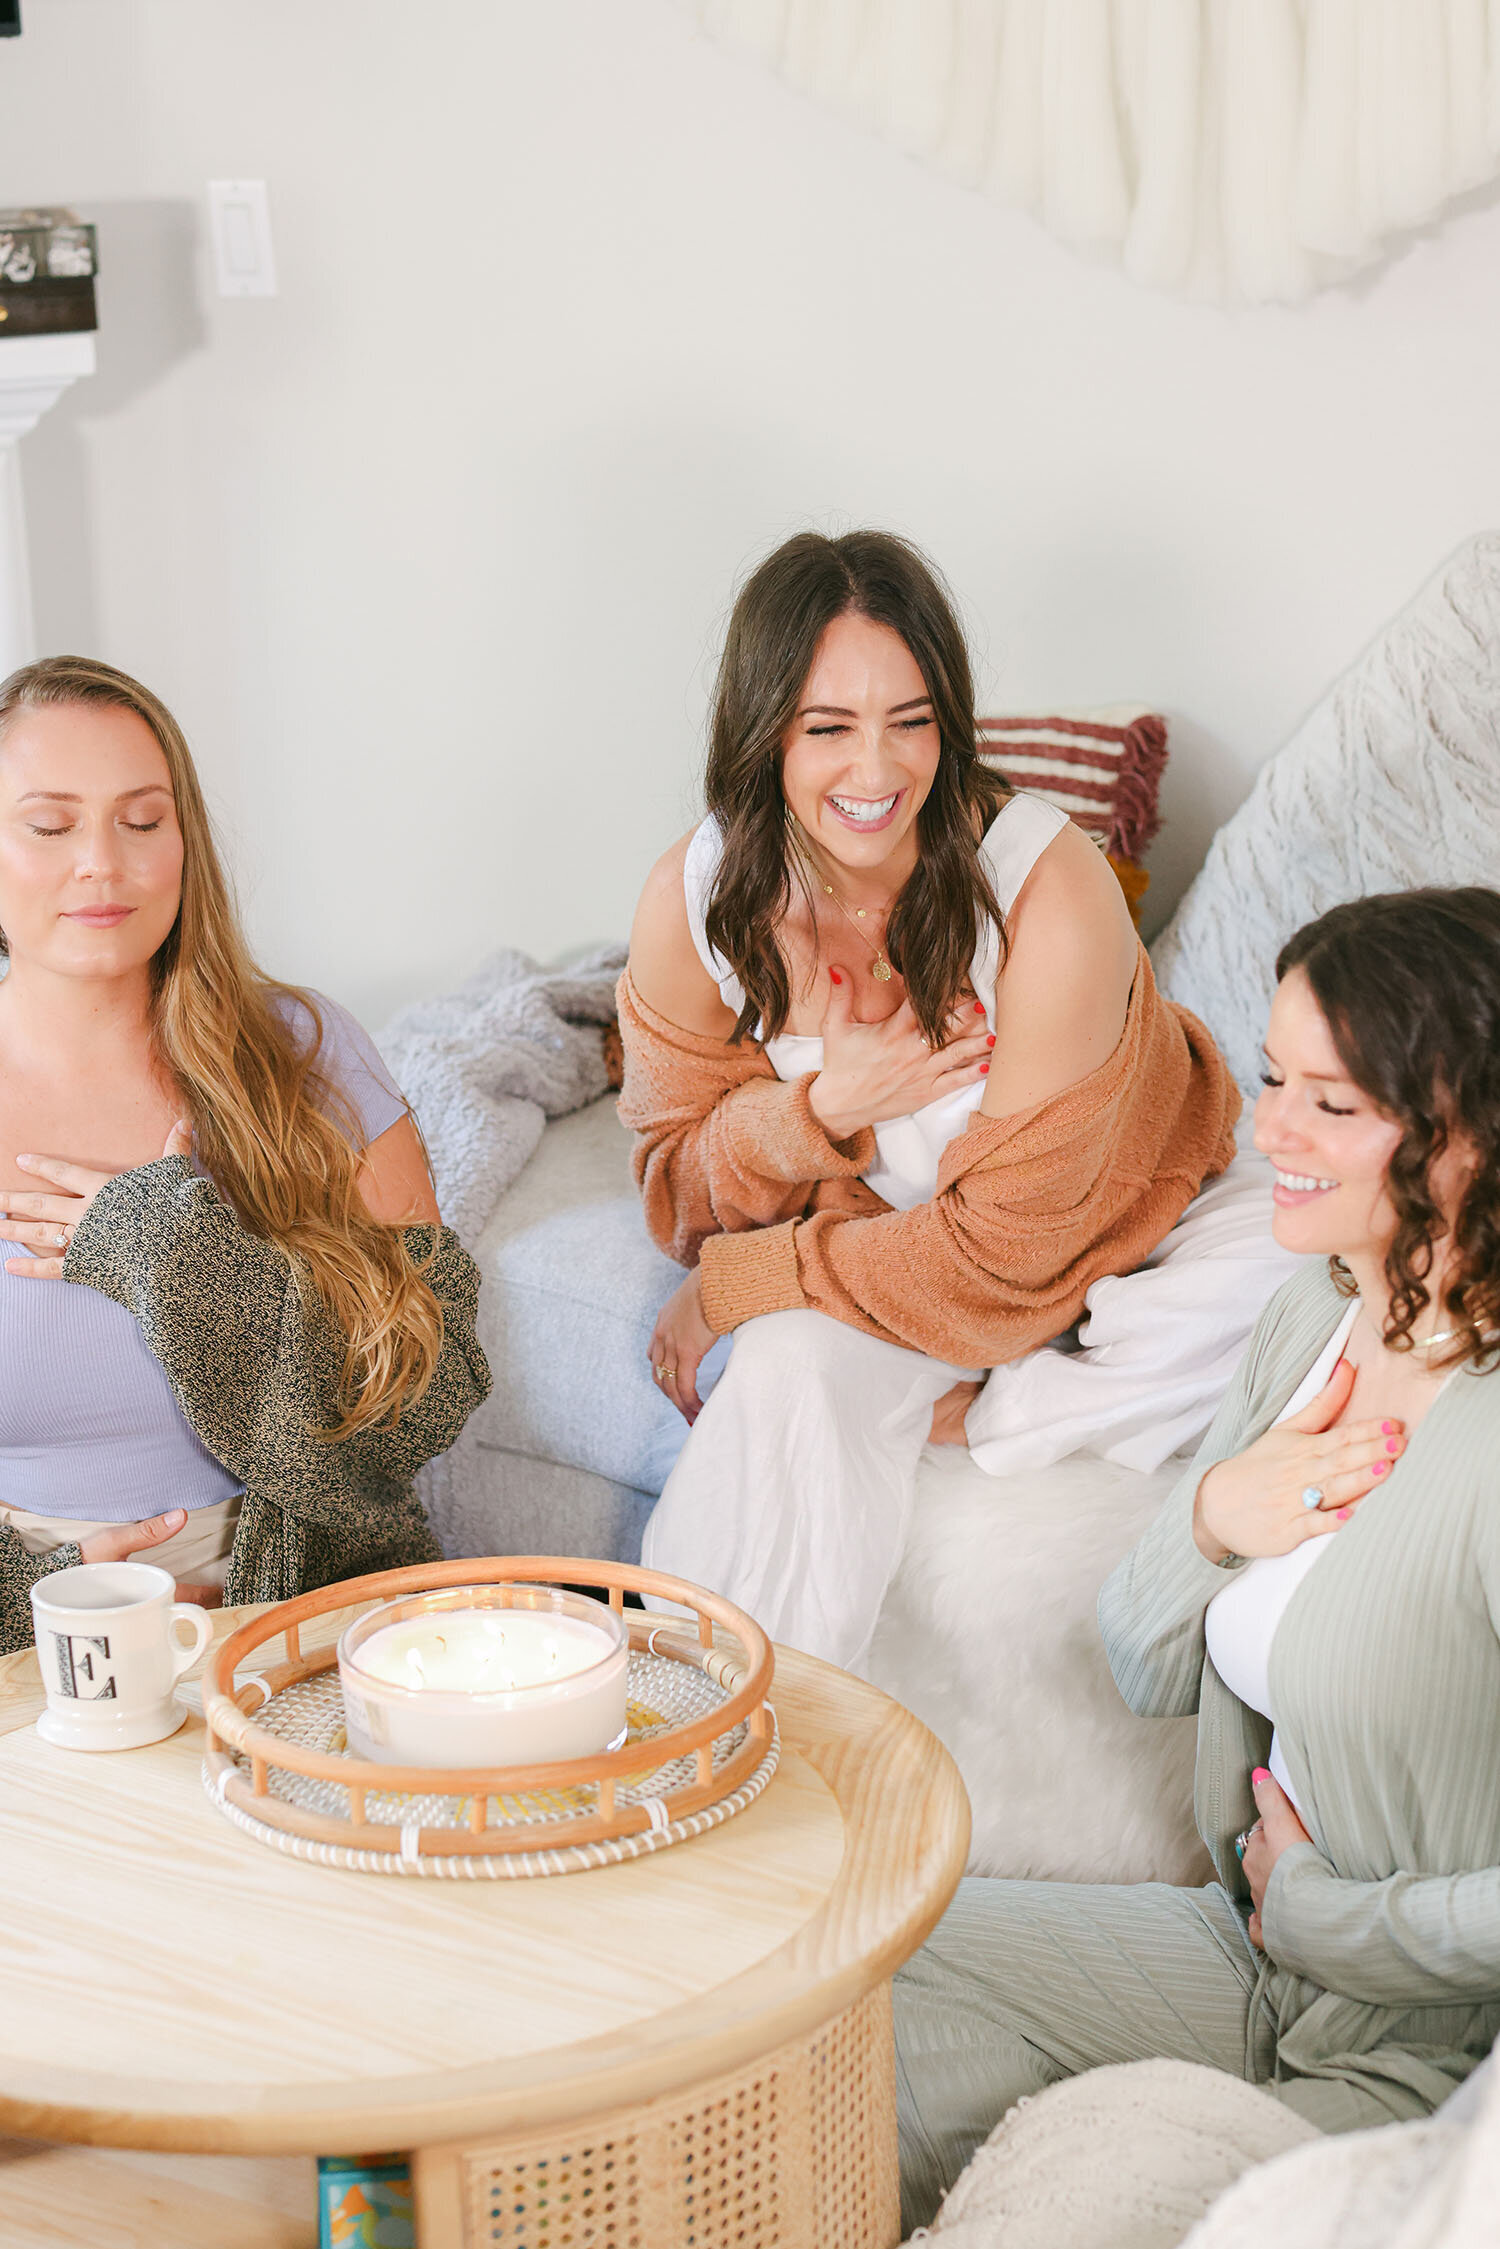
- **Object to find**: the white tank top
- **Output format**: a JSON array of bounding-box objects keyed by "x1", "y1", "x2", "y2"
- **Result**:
[
  {"x1": 681, "y1": 791, "x2": 1069, "y2": 1212},
  {"x1": 1203, "y1": 1301, "x2": 1359, "y2": 1812}
]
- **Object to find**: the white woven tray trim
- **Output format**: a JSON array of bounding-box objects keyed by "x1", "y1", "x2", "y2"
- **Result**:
[{"x1": 204, "y1": 1724, "x2": 780, "y2": 1879}]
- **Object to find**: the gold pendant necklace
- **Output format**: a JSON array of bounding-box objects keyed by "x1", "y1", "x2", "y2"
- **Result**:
[
  {"x1": 816, "y1": 874, "x2": 893, "y2": 979},
  {"x1": 788, "y1": 817, "x2": 896, "y2": 979}
]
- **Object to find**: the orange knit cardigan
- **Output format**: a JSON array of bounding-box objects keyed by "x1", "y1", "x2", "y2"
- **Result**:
[{"x1": 616, "y1": 951, "x2": 1239, "y2": 1368}]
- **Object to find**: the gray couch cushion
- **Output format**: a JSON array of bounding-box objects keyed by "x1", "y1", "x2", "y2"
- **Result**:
[{"x1": 469, "y1": 1094, "x2": 696, "y2": 1495}]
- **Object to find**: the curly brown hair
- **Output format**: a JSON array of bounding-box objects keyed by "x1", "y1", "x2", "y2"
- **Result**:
[
  {"x1": 1277, "y1": 887, "x2": 1500, "y2": 1370},
  {"x1": 702, "y1": 530, "x2": 1009, "y2": 1047}
]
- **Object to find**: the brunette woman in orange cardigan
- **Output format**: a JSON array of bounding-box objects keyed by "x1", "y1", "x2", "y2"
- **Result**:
[{"x1": 620, "y1": 531, "x2": 1237, "y2": 1666}]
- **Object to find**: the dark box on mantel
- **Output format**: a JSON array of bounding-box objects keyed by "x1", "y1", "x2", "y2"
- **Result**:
[{"x1": 0, "y1": 207, "x2": 97, "y2": 334}]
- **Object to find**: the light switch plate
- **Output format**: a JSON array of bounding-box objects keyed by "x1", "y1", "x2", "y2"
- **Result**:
[{"x1": 207, "y1": 179, "x2": 277, "y2": 298}]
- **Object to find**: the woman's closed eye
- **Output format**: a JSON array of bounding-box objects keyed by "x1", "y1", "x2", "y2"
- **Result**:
[
  {"x1": 1258, "y1": 1070, "x2": 1356, "y2": 1117},
  {"x1": 26, "y1": 817, "x2": 164, "y2": 837}
]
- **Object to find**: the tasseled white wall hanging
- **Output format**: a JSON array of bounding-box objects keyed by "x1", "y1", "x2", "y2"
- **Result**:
[{"x1": 680, "y1": 0, "x2": 1500, "y2": 303}]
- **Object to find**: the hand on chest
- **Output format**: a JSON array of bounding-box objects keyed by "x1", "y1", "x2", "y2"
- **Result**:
[{"x1": 0, "y1": 1070, "x2": 183, "y2": 1190}]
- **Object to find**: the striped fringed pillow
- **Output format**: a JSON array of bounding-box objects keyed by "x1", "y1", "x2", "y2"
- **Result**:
[{"x1": 976, "y1": 707, "x2": 1167, "y2": 861}]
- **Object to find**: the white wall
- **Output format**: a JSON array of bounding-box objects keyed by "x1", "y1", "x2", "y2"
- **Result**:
[{"x1": 3, "y1": 0, "x2": 1500, "y2": 1027}]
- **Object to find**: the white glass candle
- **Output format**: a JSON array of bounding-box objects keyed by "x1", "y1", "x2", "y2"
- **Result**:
[{"x1": 337, "y1": 1586, "x2": 628, "y2": 1770}]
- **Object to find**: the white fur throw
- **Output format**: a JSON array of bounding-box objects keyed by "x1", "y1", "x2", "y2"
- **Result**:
[
  {"x1": 908, "y1": 2060, "x2": 1318, "y2": 2249},
  {"x1": 1152, "y1": 531, "x2": 1500, "y2": 1101},
  {"x1": 868, "y1": 1448, "x2": 1208, "y2": 1886}
]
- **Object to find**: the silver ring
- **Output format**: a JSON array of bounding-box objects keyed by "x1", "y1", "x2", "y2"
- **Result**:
[
  {"x1": 1234, "y1": 1822, "x2": 1260, "y2": 1862},
  {"x1": 1300, "y1": 1484, "x2": 1324, "y2": 1511},
  {"x1": 54, "y1": 1228, "x2": 67, "y2": 1249}
]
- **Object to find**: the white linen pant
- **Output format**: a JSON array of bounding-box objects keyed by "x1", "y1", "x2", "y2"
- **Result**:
[{"x1": 640, "y1": 1309, "x2": 970, "y2": 1669}]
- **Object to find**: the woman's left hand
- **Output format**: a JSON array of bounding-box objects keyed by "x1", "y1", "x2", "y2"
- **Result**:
[
  {"x1": 0, "y1": 1119, "x2": 192, "y2": 1278},
  {"x1": 1242, "y1": 1766, "x2": 1312, "y2": 1949},
  {"x1": 649, "y1": 1268, "x2": 719, "y2": 1425}
]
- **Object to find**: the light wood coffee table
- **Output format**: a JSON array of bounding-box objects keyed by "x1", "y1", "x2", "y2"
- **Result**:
[{"x1": 0, "y1": 1600, "x2": 968, "y2": 2248}]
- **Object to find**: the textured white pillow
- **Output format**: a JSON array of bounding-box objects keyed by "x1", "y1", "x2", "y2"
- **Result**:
[{"x1": 1151, "y1": 533, "x2": 1500, "y2": 1099}]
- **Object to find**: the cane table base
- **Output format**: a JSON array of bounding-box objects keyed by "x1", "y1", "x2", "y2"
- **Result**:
[{"x1": 417, "y1": 1985, "x2": 896, "y2": 2249}]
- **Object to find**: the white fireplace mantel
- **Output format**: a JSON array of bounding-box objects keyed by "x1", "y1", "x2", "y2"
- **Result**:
[{"x1": 0, "y1": 330, "x2": 97, "y2": 680}]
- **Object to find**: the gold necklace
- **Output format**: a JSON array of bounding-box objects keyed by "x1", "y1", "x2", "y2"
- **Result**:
[
  {"x1": 790, "y1": 823, "x2": 896, "y2": 981},
  {"x1": 817, "y1": 875, "x2": 894, "y2": 981}
]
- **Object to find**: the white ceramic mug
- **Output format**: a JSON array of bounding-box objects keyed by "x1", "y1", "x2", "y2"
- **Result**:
[{"x1": 30, "y1": 1561, "x2": 213, "y2": 1752}]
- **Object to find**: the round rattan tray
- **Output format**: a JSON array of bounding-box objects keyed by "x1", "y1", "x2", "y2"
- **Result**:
[{"x1": 200, "y1": 1558, "x2": 777, "y2": 1878}]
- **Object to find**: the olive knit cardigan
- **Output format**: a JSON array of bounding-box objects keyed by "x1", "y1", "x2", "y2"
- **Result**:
[
  {"x1": 0, "y1": 1154, "x2": 491, "y2": 1654},
  {"x1": 617, "y1": 946, "x2": 1240, "y2": 1366}
]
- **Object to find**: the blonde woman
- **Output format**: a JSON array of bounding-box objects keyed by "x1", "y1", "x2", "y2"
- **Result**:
[{"x1": 0, "y1": 657, "x2": 490, "y2": 1650}]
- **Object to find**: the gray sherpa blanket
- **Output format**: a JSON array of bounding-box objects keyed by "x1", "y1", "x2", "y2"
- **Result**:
[
  {"x1": 378, "y1": 942, "x2": 627, "y2": 1248},
  {"x1": 377, "y1": 941, "x2": 628, "y2": 1552}
]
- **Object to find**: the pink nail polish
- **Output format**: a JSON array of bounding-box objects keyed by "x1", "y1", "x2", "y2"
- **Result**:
[
  {"x1": 1386, "y1": 1438, "x2": 1400, "y2": 1455},
  {"x1": 1381, "y1": 1421, "x2": 1398, "y2": 1435},
  {"x1": 1252, "y1": 1767, "x2": 1270, "y2": 1786},
  {"x1": 1372, "y1": 1461, "x2": 1388, "y2": 1476},
  {"x1": 1336, "y1": 1506, "x2": 1352, "y2": 1521}
]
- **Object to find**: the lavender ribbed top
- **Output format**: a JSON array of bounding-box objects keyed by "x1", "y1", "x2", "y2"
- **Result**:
[{"x1": 0, "y1": 993, "x2": 408, "y2": 1523}]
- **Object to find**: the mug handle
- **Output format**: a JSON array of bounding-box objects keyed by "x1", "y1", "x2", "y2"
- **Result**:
[{"x1": 168, "y1": 1602, "x2": 215, "y2": 1682}]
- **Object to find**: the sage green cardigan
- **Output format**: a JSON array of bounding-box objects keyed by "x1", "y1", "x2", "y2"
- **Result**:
[
  {"x1": 1100, "y1": 1260, "x2": 1500, "y2": 2118},
  {"x1": 0, "y1": 1154, "x2": 492, "y2": 1653}
]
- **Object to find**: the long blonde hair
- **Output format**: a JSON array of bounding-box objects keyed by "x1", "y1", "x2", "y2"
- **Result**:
[{"x1": 0, "y1": 656, "x2": 442, "y2": 1439}]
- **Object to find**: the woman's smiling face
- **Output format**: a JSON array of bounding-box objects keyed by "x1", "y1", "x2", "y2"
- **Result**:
[
  {"x1": 1254, "y1": 967, "x2": 1406, "y2": 1259},
  {"x1": 779, "y1": 611, "x2": 941, "y2": 878}
]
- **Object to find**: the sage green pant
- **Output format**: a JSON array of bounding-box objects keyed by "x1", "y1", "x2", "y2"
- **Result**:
[{"x1": 894, "y1": 1875, "x2": 1403, "y2": 2233}]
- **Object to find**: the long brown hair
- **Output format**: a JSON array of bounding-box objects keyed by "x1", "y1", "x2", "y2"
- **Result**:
[
  {"x1": 703, "y1": 530, "x2": 1010, "y2": 1046},
  {"x1": 1277, "y1": 888, "x2": 1500, "y2": 1370},
  {"x1": 0, "y1": 656, "x2": 441, "y2": 1437}
]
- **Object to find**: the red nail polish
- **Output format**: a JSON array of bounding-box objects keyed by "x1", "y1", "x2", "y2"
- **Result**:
[
  {"x1": 1372, "y1": 1461, "x2": 1388, "y2": 1476},
  {"x1": 979, "y1": 1062, "x2": 989, "y2": 1074},
  {"x1": 829, "y1": 968, "x2": 842, "y2": 984},
  {"x1": 1386, "y1": 1438, "x2": 1400, "y2": 1455},
  {"x1": 986, "y1": 1034, "x2": 996, "y2": 1048},
  {"x1": 973, "y1": 1002, "x2": 985, "y2": 1015},
  {"x1": 1336, "y1": 1506, "x2": 1351, "y2": 1521}
]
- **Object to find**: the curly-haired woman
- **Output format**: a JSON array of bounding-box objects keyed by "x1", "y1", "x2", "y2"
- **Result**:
[
  {"x1": 0, "y1": 657, "x2": 490, "y2": 1650},
  {"x1": 896, "y1": 888, "x2": 1500, "y2": 2229},
  {"x1": 619, "y1": 530, "x2": 1239, "y2": 1665}
]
